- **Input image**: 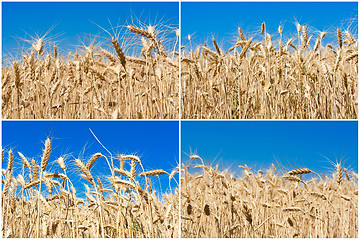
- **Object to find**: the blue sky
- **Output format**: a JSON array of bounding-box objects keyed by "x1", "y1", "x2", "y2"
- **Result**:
[
  {"x1": 2, "y1": 2, "x2": 179, "y2": 56},
  {"x1": 182, "y1": 2, "x2": 358, "y2": 51},
  {"x1": 182, "y1": 121, "x2": 358, "y2": 176},
  {"x1": 2, "y1": 121, "x2": 179, "y2": 198}
]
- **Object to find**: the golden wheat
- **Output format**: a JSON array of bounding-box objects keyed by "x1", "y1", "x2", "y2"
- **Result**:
[
  {"x1": 181, "y1": 23, "x2": 358, "y2": 119},
  {"x1": 2, "y1": 23, "x2": 179, "y2": 119},
  {"x1": 181, "y1": 155, "x2": 358, "y2": 237},
  {"x1": 1, "y1": 138, "x2": 179, "y2": 238}
]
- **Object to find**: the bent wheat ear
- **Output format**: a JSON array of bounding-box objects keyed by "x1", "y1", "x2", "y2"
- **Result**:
[
  {"x1": 101, "y1": 49, "x2": 117, "y2": 63},
  {"x1": 287, "y1": 168, "x2": 312, "y2": 175},
  {"x1": 128, "y1": 25, "x2": 153, "y2": 39},
  {"x1": 283, "y1": 175, "x2": 301, "y2": 182},
  {"x1": 120, "y1": 155, "x2": 141, "y2": 163},
  {"x1": 86, "y1": 153, "x2": 103, "y2": 170},
  {"x1": 139, "y1": 169, "x2": 168, "y2": 177},
  {"x1": 190, "y1": 155, "x2": 200, "y2": 160},
  {"x1": 114, "y1": 168, "x2": 132, "y2": 179},
  {"x1": 76, "y1": 159, "x2": 95, "y2": 186}
]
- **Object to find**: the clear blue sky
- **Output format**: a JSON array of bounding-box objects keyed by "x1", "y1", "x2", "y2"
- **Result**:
[
  {"x1": 2, "y1": 121, "x2": 179, "y2": 198},
  {"x1": 2, "y1": 2, "x2": 179, "y2": 56},
  {"x1": 182, "y1": 121, "x2": 358, "y2": 176},
  {"x1": 182, "y1": 2, "x2": 358, "y2": 51}
]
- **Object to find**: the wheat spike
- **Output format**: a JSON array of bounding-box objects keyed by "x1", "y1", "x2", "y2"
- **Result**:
[
  {"x1": 86, "y1": 153, "x2": 103, "y2": 170},
  {"x1": 287, "y1": 168, "x2": 312, "y2": 175},
  {"x1": 139, "y1": 169, "x2": 168, "y2": 177},
  {"x1": 32, "y1": 159, "x2": 39, "y2": 181},
  {"x1": 261, "y1": 22, "x2": 265, "y2": 35},
  {"x1": 337, "y1": 29, "x2": 343, "y2": 49},
  {"x1": 76, "y1": 159, "x2": 95, "y2": 186},
  {"x1": 18, "y1": 152, "x2": 30, "y2": 168},
  {"x1": 57, "y1": 157, "x2": 66, "y2": 172},
  {"x1": 120, "y1": 155, "x2": 141, "y2": 163},
  {"x1": 111, "y1": 37, "x2": 126, "y2": 69},
  {"x1": 41, "y1": 138, "x2": 52, "y2": 172}
]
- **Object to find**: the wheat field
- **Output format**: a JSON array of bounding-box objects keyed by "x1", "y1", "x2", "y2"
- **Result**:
[
  {"x1": 2, "y1": 23, "x2": 179, "y2": 119},
  {"x1": 181, "y1": 155, "x2": 358, "y2": 238},
  {"x1": 1, "y1": 138, "x2": 179, "y2": 238},
  {"x1": 181, "y1": 22, "x2": 358, "y2": 119}
]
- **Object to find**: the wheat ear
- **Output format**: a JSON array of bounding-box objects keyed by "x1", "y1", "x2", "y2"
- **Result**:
[
  {"x1": 139, "y1": 169, "x2": 168, "y2": 177},
  {"x1": 86, "y1": 153, "x2": 103, "y2": 170},
  {"x1": 41, "y1": 138, "x2": 52, "y2": 172}
]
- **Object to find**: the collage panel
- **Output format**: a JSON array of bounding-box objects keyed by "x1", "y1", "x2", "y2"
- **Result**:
[
  {"x1": 181, "y1": 121, "x2": 358, "y2": 238},
  {"x1": 2, "y1": 2, "x2": 179, "y2": 119},
  {"x1": 2, "y1": 120, "x2": 179, "y2": 238},
  {"x1": 181, "y1": 2, "x2": 358, "y2": 119}
]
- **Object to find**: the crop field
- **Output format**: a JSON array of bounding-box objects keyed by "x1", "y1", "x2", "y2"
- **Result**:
[
  {"x1": 1, "y1": 138, "x2": 179, "y2": 238},
  {"x1": 181, "y1": 155, "x2": 358, "y2": 238},
  {"x1": 181, "y1": 22, "x2": 358, "y2": 119},
  {"x1": 2, "y1": 23, "x2": 179, "y2": 119}
]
